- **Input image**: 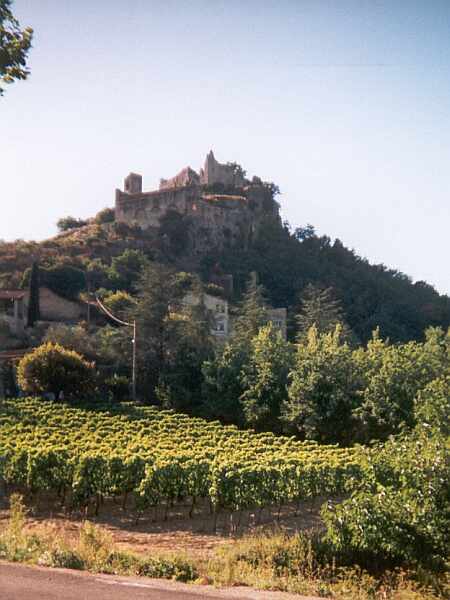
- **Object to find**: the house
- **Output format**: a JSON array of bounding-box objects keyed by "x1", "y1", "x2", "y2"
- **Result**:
[
  {"x1": 183, "y1": 292, "x2": 229, "y2": 338},
  {"x1": 183, "y1": 292, "x2": 287, "y2": 341},
  {"x1": 0, "y1": 287, "x2": 85, "y2": 335},
  {"x1": 0, "y1": 290, "x2": 26, "y2": 336}
]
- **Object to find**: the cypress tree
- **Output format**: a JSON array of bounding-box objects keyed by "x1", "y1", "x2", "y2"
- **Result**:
[
  {"x1": 232, "y1": 273, "x2": 269, "y2": 340},
  {"x1": 27, "y1": 262, "x2": 41, "y2": 327},
  {"x1": 295, "y1": 284, "x2": 354, "y2": 342}
]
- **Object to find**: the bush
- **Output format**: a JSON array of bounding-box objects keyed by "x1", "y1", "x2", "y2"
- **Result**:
[
  {"x1": 322, "y1": 431, "x2": 450, "y2": 570},
  {"x1": 94, "y1": 207, "x2": 115, "y2": 225},
  {"x1": 104, "y1": 374, "x2": 130, "y2": 401},
  {"x1": 17, "y1": 343, "x2": 96, "y2": 401},
  {"x1": 102, "y1": 290, "x2": 136, "y2": 321},
  {"x1": 57, "y1": 216, "x2": 88, "y2": 232}
]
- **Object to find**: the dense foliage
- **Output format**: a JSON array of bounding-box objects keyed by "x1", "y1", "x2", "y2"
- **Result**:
[
  {"x1": 17, "y1": 343, "x2": 95, "y2": 400},
  {"x1": 1, "y1": 213, "x2": 448, "y2": 344},
  {"x1": 0, "y1": 398, "x2": 360, "y2": 520},
  {"x1": 204, "y1": 295, "x2": 449, "y2": 444},
  {"x1": 202, "y1": 220, "x2": 450, "y2": 344},
  {"x1": 322, "y1": 430, "x2": 449, "y2": 570}
]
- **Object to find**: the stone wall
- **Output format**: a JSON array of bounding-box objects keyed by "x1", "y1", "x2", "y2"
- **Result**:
[
  {"x1": 199, "y1": 151, "x2": 246, "y2": 187},
  {"x1": 160, "y1": 167, "x2": 200, "y2": 190},
  {"x1": 115, "y1": 152, "x2": 280, "y2": 253}
]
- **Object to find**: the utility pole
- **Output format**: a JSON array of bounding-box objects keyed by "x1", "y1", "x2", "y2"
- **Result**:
[{"x1": 95, "y1": 296, "x2": 137, "y2": 402}]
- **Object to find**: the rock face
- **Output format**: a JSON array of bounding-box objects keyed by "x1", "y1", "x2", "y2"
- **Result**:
[{"x1": 115, "y1": 151, "x2": 279, "y2": 254}]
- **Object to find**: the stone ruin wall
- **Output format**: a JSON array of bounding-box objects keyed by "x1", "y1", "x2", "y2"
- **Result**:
[{"x1": 115, "y1": 152, "x2": 279, "y2": 251}]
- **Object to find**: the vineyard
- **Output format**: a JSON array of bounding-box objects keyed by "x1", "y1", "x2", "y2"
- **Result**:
[{"x1": 0, "y1": 398, "x2": 361, "y2": 530}]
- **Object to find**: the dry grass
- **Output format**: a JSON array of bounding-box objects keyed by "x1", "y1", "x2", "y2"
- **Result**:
[{"x1": 0, "y1": 495, "x2": 447, "y2": 600}]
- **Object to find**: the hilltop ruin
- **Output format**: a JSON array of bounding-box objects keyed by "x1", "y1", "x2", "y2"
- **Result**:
[{"x1": 115, "y1": 151, "x2": 280, "y2": 253}]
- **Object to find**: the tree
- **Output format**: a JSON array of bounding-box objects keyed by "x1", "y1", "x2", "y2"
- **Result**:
[
  {"x1": 56, "y1": 216, "x2": 88, "y2": 232},
  {"x1": 159, "y1": 210, "x2": 192, "y2": 256},
  {"x1": 157, "y1": 301, "x2": 214, "y2": 413},
  {"x1": 94, "y1": 207, "x2": 115, "y2": 224},
  {"x1": 26, "y1": 261, "x2": 40, "y2": 327},
  {"x1": 109, "y1": 249, "x2": 150, "y2": 291},
  {"x1": 0, "y1": 0, "x2": 33, "y2": 95},
  {"x1": 414, "y1": 376, "x2": 450, "y2": 436},
  {"x1": 240, "y1": 323, "x2": 293, "y2": 432},
  {"x1": 17, "y1": 343, "x2": 95, "y2": 401},
  {"x1": 202, "y1": 275, "x2": 270, "y2": 424},
  {"x1": 202, "y1": 340, "x2": 248, "y2": 425},
  {"x1": 102, "y1": 290, "x2": 136, "y2": 321},
  {"x1": 282, "y1": 325, "x2": 361, "y2": 444},
  {"x1": 352, "y1": 327, "x2": 449, "y2": 443},
  {"x1": 232, "y1": 274, "x2": 269, "y2": 340},
  {"x1": 296, "y1": 284, "x2": 353, "y2": 341},
  {"x1": 130, "y1": 262, "x2": 188, "y2": 402},
  {"x1": 43, "y1": 263, "x2": 86, "y2": 300}
]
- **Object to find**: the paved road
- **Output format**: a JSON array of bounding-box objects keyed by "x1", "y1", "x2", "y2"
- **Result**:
[{"x1": 0, "y1": 562, "x2": 323, "y2": 600}]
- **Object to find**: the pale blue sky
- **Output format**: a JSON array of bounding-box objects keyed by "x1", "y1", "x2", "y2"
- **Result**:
[{"x1": 2, "y1": 0, "x2": 450, "y2": 294}]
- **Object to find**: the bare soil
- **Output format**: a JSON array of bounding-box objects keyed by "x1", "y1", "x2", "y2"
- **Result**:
[{"x1": 0, "y1": 493, "x2": 326, "y2": 558}]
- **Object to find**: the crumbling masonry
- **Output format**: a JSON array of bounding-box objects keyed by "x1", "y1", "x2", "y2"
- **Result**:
[{"x1": 115, "y1": 151, "x2": 279, "y2": 253}]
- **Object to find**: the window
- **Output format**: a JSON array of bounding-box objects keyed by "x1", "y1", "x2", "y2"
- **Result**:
[{"x1": 213, "y1": 321, "x2": 225, "y2": 332}]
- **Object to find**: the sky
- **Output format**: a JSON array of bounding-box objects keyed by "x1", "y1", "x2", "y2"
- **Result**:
[{"x1": 2, "y1": 0, "x2": 450, "y2": 295}]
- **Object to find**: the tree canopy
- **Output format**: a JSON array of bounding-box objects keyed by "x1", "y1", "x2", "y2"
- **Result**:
[{"x1": 0, "y1": 0, "x2": 33, "y2": 95}]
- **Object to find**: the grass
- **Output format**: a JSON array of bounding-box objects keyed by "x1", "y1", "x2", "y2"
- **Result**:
[{"x1": 0, "y1": 494, "x2": 447, "y2": 600}]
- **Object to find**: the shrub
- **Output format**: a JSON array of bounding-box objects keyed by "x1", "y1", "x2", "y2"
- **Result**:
[
  {"x1": 77, "y1": 522, "x2": 113, "y2": 571},
  {"x1": 102, "y1": 290, "x2": 136, "y2": 321},
  {"x1": 57, "y1": 216, "x2": 88, "y2": 232},
  {"x1": 38, "y1": 548, "x2": 85, "y2": 570},
  {"x1": 94, "y1": 207, "x2": 115, "y2": 225},
  {"x1": 17, "y1": 343, "x2": 95, "y2": 401},
  {"x1": 322, "y1": 431, "x2": 450, "y2": 570},
  {"x1": 104, "y1": 374, "x2": 130, "y2": 401}
]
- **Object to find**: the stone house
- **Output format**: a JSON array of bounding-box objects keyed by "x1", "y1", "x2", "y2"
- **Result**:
[
  {"x1": 0, "y1": 290, "x2": 26, "y2": 336},
  {"x1": 0, "y1": 287, "x2": 84, "y2": 335}
]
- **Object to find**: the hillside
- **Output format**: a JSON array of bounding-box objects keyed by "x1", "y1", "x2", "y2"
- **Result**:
[{"x1": 1, "y1": 210, "x2": 448, "y2": 343}]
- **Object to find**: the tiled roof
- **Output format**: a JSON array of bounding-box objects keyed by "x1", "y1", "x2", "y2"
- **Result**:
[{"x1": 0, "y1": 290, "x2": 26, "y2": 300}]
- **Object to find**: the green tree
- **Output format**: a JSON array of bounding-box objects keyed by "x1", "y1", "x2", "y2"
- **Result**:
[
  {"x1": 102, "y1": 290, "x2": 136, "y2": 321},
  {"x1": 56, "y1": 216, "x2": 88, "y2": 232},
  {"x1": 43, "y1": 264, "x2": 86, "y2": 300},
  {"x1": 352, "y1": 327, "x2": 449, "y2": 442},
  {"x1": 94, "y1": 207, "x2": 115, "y2": 224},
  {"x1": 414, "y1": 376, "x2": 450, "y2": 436},
  {"x1": 296, "y1": 284, "x2": 353, "y2": 341},
  {"x1": 232, "y1": 274, "x2": 269, "y2": 340},
  {"x1": 322, "y1": 430, "x2": 449, "y2": 569},
  {"x1": 0, "y1": 0, "x2": 33, "y2": 95},
  {"x1": 157, "y1": 301, "x2": 214, "y2": 413},
  {"x1": 202, "y1": 340, "x2": 248, "y2": 425},
  {"x1": 17, "y1": 342, "x2": 95, "y2": 400},
  {"x1": 130, "y1": 263, "x2": 186, "y2": 402},
  {"x1": 240, "y1": 323, "x2": 293, "y2": 432},
  {"x1": 26, "y1": 261, "x2": 40, "y2": 327},
  {"x1": 159, "y1": 210, "x2": 192, "y2": 256},
  {"x1": 282, "y1": 325, "x2": 361, "y2": 444},
  {"x1": 109, "y1": 249, "x2": 149, "y2": 291},
  {"x1": 202, "y1": 275, "x2": 270, "y2": 424}
]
